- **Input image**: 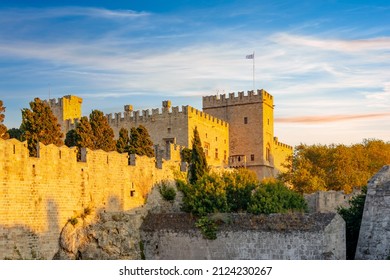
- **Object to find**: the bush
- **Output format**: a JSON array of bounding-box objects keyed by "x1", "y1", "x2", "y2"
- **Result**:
[
  {"x1": 159, "y1": 181, "x2": 177, "y2": 201},
  {"x1": 248, "y1": 181, "x2": 307, "y2": 214},
  {"x1": 180, "y1": 172, "x2": 229, "y2": 215},
  {"x1": 178, "y1": 169, "x2": 306, "y2": 216}
]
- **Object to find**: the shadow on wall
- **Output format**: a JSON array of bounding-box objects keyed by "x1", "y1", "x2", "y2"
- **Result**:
[{"x1": 0, "y1": 199, "x2": 60, "y2": 260}]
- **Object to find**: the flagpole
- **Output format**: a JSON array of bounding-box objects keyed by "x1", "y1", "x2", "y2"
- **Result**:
[{"x1": 253, "y1": 51, "x2": 255, "y2": 92}]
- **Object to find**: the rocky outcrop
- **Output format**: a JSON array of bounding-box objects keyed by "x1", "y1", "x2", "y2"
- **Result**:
[
  {"x1": 54, "y1": 181, "x2": 181, "y2": 259},
  {"x1": 355, "y1": 165, "x2": 390, "y2": 259}
]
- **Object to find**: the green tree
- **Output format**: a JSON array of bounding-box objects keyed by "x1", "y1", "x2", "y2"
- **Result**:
[
  {"x1": 180, "y1": 147, "x2": 192, "y2": 163},
  {"x1": 128, "y1": 125, "x2": 155, "y2": 157},
  {"x1": 279, "y1": 140, "x2": 390, "y2": 193},
  {"x1": 74, "y1": 116, "x2": 95, "y2": 149},
  {"x1": 116, "y1": 127, "x2": 130, "y2": 153},
  {"x1": 7, "y1": 128, "x2": 25, "y2": 141},
  {"x1": 0, "y1": 100, "x2": 9, "y2": 139},
  {"x1": 188, "y1": 126, "x2": 208, "y2": 184},
  {"x1": 337, "y1": 187, "x2": 367, "y2": 260},
  {"x1": 64, "y1": 129, "x2": 77, "y2": 147},
  {"x1": 136, "y1": 125, "x2": 155, "y2": 157},
  {"x1": 21, "y1": 98, "x2": 63, "y2": 156},
  {"x1": 89, "y1": 110, "x2": 116, "y2": 152}
]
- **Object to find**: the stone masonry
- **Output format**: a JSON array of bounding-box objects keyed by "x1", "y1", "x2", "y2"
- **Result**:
[
  {"x1": 140, "y1": 212, "x2": 346, "y2": 260},
  {"x1": 355, "y1": 165, "x2": 390, "y2": 260}
]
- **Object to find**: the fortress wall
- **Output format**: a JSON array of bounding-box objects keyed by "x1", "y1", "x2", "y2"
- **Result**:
[
  {"x1": 141, "y1": 213, "x2": 346, "y2": 260},
  {"x1": 106, "y1": 106, "x2": 190, "y2": 150},
  {"x1": 187, "y1": 107, "x2": 229, "y2": 167},
  {"x1": 0, "y1": 138, "x2": 179, "y2": 260},
  {"x1": 273, "y1": 138, "x2": 293, "y2": 174}
]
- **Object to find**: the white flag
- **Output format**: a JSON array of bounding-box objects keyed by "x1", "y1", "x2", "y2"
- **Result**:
[{"x1": 246, "y1": 54, "x2": 254, "y2": 59}]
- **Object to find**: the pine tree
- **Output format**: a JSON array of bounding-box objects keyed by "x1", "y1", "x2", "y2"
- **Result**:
[
  {"x1": 65, "y1": 129, "x2": 78, "y2": 147},
  {"x1": 116, "y1": 127, "x2": 130, "y2": 153},
  {"x1": 21, "y1": 98, "x2": 63, "y2": 156},
  {"x1": 0, "y1": 100, "x2": 9, "y2": 139},
  {"x1": 136, "y1": 125, "x2": 155, "y2": 157},
  {"x1": 89, "y1": 110, "x2": 116, "y2": 152},
  {"x1": 189, "y1": 126, "x2": 208, "y2": 184},
  {"x1": 74, "y1": 117, "x2": 95, "y2": 149},
  {"x1": 7, "y1": 128, "x2": 25, "y2": 141},
  {"x1": 128, "y1": 125, "x2": 155, "y2": 157},
  {"x1": 129, "y1": 126, "x2": 141, "y2": 155}
]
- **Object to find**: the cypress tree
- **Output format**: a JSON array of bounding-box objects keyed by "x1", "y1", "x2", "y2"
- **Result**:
[
  {"x1": 189, "y1": 126, "x2": 208, "y2": 184},
  {"x1": 89, "y1": 110, "x2": 116, "y2": 152},
  {"x1": 21, "y1": 98, "x2": 63, "y2": 157},
  {"x1": 116, "y1": 127, "x2": 130, "y2": 153}
]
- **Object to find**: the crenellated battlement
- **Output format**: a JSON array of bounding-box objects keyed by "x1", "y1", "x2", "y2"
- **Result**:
[
  {"x1": 274, "y1": 137, "x2": 293, "y2": 150},
  {"x1": 105, "y1": 104, "x2": 190, "y2": 126},
  {"x1": 188, "y1": 106, "x2": 228, "y2": 127},
  {"x1": 203, "y1": 89, "x2": 273, "y2": 109}
]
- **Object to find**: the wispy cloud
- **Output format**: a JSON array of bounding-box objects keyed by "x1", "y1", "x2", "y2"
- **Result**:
[
  {"x1": 276, "y1": 112, "x2": 390, "y2": 124},
  {"x1": 0, "y1": 6, "x2": 149, "y2": 21}
]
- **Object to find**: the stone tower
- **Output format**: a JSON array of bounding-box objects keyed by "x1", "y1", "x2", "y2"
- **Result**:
[
  {"x1": 203, "y1": 89, "x2": 291, "y2": 179},
  {"x1": 47, "y1": 95, "x2": 83, "y2": 135}
]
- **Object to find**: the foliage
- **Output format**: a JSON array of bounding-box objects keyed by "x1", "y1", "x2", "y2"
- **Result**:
[
  {"x1": 279, "y1": 140, "x2": 390, "y2": 193},
  {"x1": 188, "y1": 126, "x2": 208, "y2": 184},
  {"x1": 89, "y1": 110, "x2": 116, "y2": 152},
  {"x1": 21, "y1": 98, "x2": 63, "y2": 157},
  {"x1": 116, "y1": 127, "x2": 130, "y2": 153},
  {"x1": 181, "y1": 172, "x2": 229, "y2": 215},
  {"x1": 128, "y1": 125, "x2": 155, "y2": 157},
  {"x1": 225, "y1": 168, "x2": 258, "y2": 212},
  {"x1": 179, "y1": 169, "x2": 307, "y2": 216},
  {"x1": 247, "y1": 181, "x2": 308, "y2": 214},
  {"x1": 337, "y1": 186, "x2": 367, "y2": 260},
  {"x1": 195, "y1": 216, "x2": 217, "y2": 240},
  {"x1": 159, "y1": 181, "x2": 177, "y2": 201},
  {"x1": 64, "y1": 129, "x2": 77, "y2": 147},
  {"x1": 74, "y1": 116, "x2": 95, "y2": 149},
  {"x1": 7, "y1": 128, "x2": 25, "y2": 141},
  {"x1": 180, "y1": 147, "x2": 192, "y2": 163},
  {"x1": 0, "y1": 100, "x2": 9, "y2": 139}
]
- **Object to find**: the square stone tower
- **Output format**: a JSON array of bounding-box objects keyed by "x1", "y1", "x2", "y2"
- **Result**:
[
  {"x1": 203, "y1": 89, "x2": 291, "y2": 179},
  {"x1": 47, "y1": 95, "x2": 83, "y2": 135}
]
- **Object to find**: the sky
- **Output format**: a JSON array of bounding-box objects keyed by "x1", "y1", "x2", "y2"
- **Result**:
[{"x1": 0, "y1": 0, "x2": 389, "y2": 146}]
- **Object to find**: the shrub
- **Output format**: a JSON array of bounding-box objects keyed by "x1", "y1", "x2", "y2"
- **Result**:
[
  {"x1": 159, "y1": 181, "x2": 176, "y2": 201},
  {"x1": 195, "y1": 216, "x2": 217, "y2": 240},
  {"x1": 248, "y1": 181, "x2": 307, "y2": 214}
]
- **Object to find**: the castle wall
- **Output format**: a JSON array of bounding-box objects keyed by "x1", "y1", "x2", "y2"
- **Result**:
[
  {"x1": 304, "y1": 190, "x2": 361, "y2": 213},
  {"x1": 0, "y1": 138, "x2": 179, "y2": 260},
  {"x1": 141, "y1": 213, "x2": 346, "y2": 260},
  {"x1": 187, "y1": 107, "x2": 229, "y2": 167},
  {"x1": 355, "y1": 165, "x2": 390, "y2": 260},
  {"x1": 273, "y1": 138, "x2": 293, "y2": 174},
  {"x1": 106, "y1": 104, "x2": 229, "y2": 168}
]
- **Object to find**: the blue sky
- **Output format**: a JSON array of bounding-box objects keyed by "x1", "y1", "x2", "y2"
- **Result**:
[{"x1": 0, "y1": 0, "x2": 389, "y2": 146}]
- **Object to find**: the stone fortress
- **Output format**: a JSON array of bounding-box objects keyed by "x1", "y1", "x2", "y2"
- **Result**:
[
  {"x1": 1, "y1": 89, "x2": 389, "y2": 260},
  {"x1": 48, "y1": 89, "x2": 293, "y2": 179}
]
